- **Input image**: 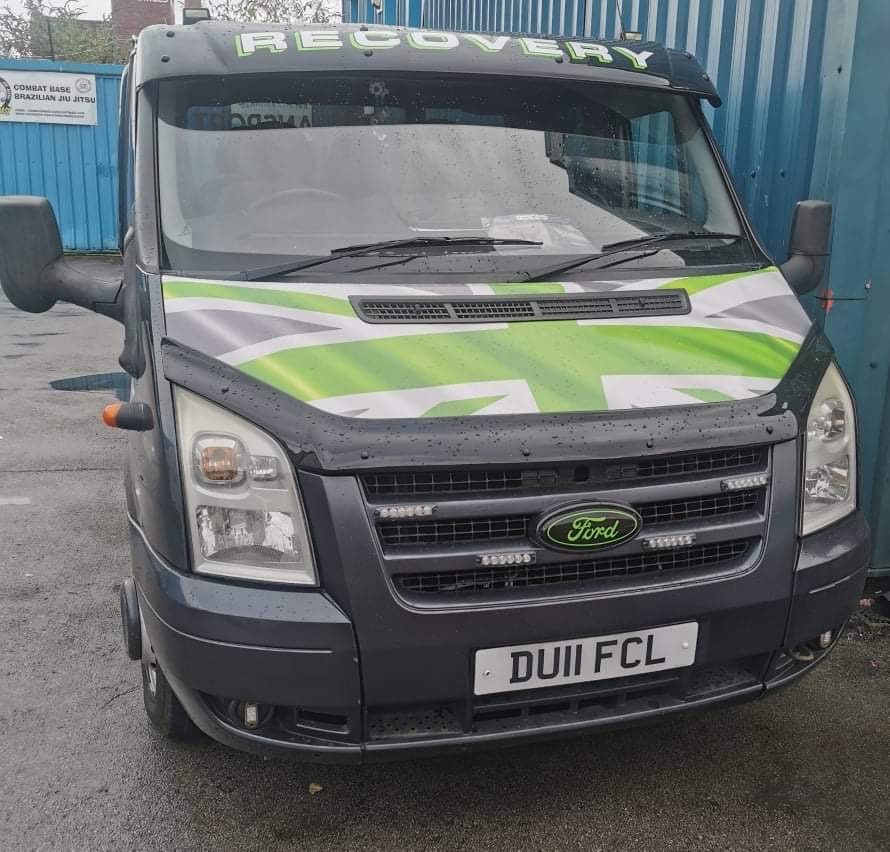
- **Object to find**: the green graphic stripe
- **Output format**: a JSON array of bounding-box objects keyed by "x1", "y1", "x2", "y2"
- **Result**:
[
  {"x1": 422, "y1": 395, "x2": 506, "y2": 416},
  {"x1": 162, "y1": 280, "x2": 356, "y2": 318},
  {"x1": 238, "y1": 323, "x2": 799, "y2": 414},
  {"x1": 661, "y1": 267, "x2": 778, "y2": 296},
  {"x1": 682, "y1": 388, "x2": 736, "y2": 403}
]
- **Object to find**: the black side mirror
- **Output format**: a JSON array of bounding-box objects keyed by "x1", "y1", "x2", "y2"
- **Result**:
[
  {"x1": 780, "y1": 200, "x2": 832, "y2": 295},
  {"x1": 0, "y1": 196, "x2": 122, "y2": 320}
]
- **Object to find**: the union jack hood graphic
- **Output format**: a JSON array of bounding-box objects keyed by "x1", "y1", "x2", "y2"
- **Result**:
[{"x1": 162, "y1": 267, "x2": 810, "y2": 418}]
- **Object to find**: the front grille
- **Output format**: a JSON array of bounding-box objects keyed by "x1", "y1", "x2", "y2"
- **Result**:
[
  {"x1": 637, "y1": 489, "x2": 759, "y2": 525},
  {"x1": 396, "y1": 539, "x2": 752, "y2": 594},
  {"x1": 632, "y1": 447, "x2": 763, "y2": 478},
  {"x1": 352, "y1": 290, "x2": 690, "y2": 324},
  {"x1": 378, "y1": 516, "x2": 528, "y2": 547},
  {"x1": 362, "y1": 446, "x2": 765, "y2": 499},
  {"x1": 365, "y1": 469, "x2": 526, "y2": 498},
  {"x1": 377, "y1": 490, "x2": 761, "y2": 549}
]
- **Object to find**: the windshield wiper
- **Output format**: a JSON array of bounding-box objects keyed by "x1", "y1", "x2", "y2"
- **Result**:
[
  {"x1": 333, "y1": 237, "x2": 542, "y2": 254},
  {"x1": 521, "y1": 231, "x2": 744, "y2": 283},
  {"x1": 242, "y1": 237, "x2": 543, "y2": 282}
]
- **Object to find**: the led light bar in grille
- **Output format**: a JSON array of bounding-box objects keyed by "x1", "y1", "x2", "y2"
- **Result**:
[
  {"x1": 721, "y1": 473, "x2": 770, "y2": 491},
  {"x1": 375, "y1": 504, "x2": 437, "y2": 519},
  {"x1": 642, "y1": 533, "x2": 697, "y2": 550},
  {"x1": 397, "y1": 539, "x2": 753, "y2": 594},
  {"x1": 476, "y1": 551, "x2": 536, "y2": 567}
]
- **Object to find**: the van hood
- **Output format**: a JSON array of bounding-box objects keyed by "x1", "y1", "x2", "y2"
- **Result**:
[{"x1": 162, "y1": 267, "x2": 811, "y2": 418}]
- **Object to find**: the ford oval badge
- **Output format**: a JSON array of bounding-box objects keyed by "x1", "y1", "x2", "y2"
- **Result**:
[{"x1": 537, "y1": 503, "x2": 642, "y2": 552}]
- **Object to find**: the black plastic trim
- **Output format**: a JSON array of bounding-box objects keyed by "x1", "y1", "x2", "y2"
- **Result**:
[
  {"x1": 350, "y1": 290, "x2": 691, "y2": 324},
  {"x1": 133, "y1": 25, "x2": 721, "y2": 105},
  {"x1": 160, "y1": 328, "x2": 832, "y2": 473}
]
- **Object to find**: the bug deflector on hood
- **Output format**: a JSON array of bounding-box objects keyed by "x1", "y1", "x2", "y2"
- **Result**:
[{"x1": 162, "y1": 267, "x2": 811, "y2": 419}]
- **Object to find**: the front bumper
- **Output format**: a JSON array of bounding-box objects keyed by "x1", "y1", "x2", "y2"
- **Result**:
[{"x1": 130, "y1": 505, "x2": 869, "y2": 763}]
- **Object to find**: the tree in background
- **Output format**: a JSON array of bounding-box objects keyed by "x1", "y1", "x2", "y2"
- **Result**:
[
  {"x1": 208, "y1": 0, "x2": 340, "y2": 25},
  {"x1": 0, "y1": 0, "x2": 342, "y2": 62},
  {"x1": 0, "y1": 0, "x2": 125, "y2": 63}
]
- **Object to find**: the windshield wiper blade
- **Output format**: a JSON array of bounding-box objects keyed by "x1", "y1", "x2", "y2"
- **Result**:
[
  {"x1": 332, "y1": 237, "x2": 543, "y2": 254},
  {"x1": 242, "y1": 237, "x2": 543, "y2": 282},
  {"x1": 521, "y1": 231, "x2": 743, "y2": 283},
  {"x1": 600, "y1": 231, "x2": 743, "y2": 252}
]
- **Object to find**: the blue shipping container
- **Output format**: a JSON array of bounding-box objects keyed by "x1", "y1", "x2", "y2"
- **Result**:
[{"x1": 0, "y1": 59, "x2": 123, "y2": 253}]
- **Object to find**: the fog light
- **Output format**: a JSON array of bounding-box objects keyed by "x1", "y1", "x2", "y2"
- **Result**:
[
  {"x1": 818, "y1": 630, "x2": 833, "y2": 649},
  {"x1": 243, "y1": 702, "x2": 259, "y2": 729}
]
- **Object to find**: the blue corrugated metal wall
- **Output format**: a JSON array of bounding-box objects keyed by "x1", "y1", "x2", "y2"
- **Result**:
[
  {"x1": 806, "y1": 0, "x2": 890, "y2": 575},
  {"x1": 0, "y1": 59, "x2": 123, "y2": 252},
  {"x1": 343, "y1": 0, "x2": 833, "y2": 262}
]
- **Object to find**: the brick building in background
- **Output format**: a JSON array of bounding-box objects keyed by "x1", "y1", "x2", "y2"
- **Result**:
[{"x1": 111, "y1": 0, "x2": 173, "y2": 50}]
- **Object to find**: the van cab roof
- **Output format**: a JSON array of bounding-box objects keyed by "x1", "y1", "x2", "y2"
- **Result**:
[{"x1": 132, "y1": 22, "x2": 721, "y2": 106}]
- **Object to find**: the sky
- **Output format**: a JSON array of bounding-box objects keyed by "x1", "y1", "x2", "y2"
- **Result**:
[
  {"x1": 6, "y1": 0, "x2": 187, "y2": 22},
  {"x1": 8, "y1": 0, "x2": 108, "y2": 19},
  {"x1": 5, "y1": 0, "x2": 339, "y2": 24}
]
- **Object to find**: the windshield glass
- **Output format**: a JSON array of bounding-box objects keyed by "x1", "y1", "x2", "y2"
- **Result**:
[{"x1": 157, "y1": 73, "x2": 755, "y2": 273}]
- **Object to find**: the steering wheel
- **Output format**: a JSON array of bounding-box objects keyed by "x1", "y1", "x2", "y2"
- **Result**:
[{"x1": 249, "y1": 188, "x2": 344, "y2": 211}]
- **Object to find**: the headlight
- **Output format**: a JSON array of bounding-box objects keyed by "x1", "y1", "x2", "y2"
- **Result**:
[
  {"x1": 801, "y1": 362, "x2": 857, "y2": 535},
  {"x1": 173, "y1": 387, "x2": 317, "y2": 585}
]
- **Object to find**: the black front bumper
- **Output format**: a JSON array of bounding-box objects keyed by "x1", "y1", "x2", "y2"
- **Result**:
[{"x1": 130, "y1": 504, "x2": 869, "y2": 763}]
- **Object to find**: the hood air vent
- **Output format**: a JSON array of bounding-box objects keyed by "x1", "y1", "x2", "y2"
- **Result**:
[{"x1": 351, "y1": 290, "x2": 690, "y2": 324}]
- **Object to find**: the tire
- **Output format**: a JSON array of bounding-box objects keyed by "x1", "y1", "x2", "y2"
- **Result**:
[{"x1": 141, "y1": 662, "x2": 196, "y2": 739}]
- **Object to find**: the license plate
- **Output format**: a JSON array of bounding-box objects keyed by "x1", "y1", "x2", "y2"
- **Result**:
[{"x1": 473, "y1": 622, "x2": 698, "y2": 696}]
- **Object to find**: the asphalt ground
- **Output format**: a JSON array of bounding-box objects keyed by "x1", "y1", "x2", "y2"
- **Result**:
[{"x1": 1, "y1": 262, "x2": 889, "y2": 850}]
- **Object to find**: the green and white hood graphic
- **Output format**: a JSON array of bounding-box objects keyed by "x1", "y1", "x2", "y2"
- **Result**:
[{"x1": 162, "y1": 268, "x2": 810, "y2": 418}]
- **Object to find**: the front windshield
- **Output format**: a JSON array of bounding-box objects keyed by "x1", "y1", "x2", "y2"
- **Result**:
[{"x1": 157, "y1": 73, "x2": 755, "y2": 273}]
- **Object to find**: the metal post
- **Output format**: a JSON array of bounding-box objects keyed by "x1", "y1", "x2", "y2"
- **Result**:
[{"x1": 46, "y1": 18, "x2": 55, "y2": 61}]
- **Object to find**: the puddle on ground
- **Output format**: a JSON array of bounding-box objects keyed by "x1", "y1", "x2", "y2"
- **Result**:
[{"x1": 49, "y1": 372, "x2": 131, "y2": 401}]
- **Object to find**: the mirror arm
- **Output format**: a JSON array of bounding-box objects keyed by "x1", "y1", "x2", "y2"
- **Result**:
[
  {"x1": 780, "y1": 252, "x2": 827, "y2": 296},
  {"x1": 38, "y1": 258, "x2": 124, "y2": 323}
]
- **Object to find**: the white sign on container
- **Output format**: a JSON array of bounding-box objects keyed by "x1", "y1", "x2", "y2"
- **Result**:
[{"x1": 0, "y1": 69, "x2": 98, "y2": 126}]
